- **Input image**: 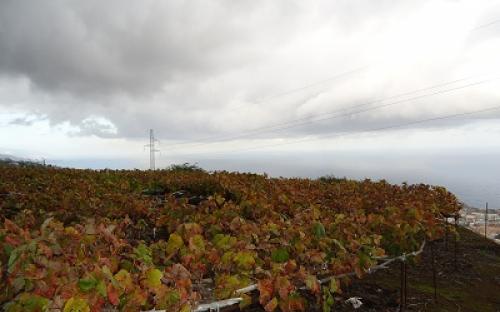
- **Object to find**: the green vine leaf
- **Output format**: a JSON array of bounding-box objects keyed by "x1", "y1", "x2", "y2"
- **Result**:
[
  {"x1": 313, "y1": 222, "x2": 326, "y2": 238},
  {"x1": 63, "y1": 297, "x2": 90, "y2": 312},
  {"x1": 166, "y1": 233, "x2": 184, "y2": 255},
  {"x1": 77, "y1": 278, "x2": 97, "y2": 292},
  {"x1": 143, "y1": 268, "x2": 163, "y2": 289},
  {"x1": 271, "y1": 248, "x2": 289, "y2": 263}
]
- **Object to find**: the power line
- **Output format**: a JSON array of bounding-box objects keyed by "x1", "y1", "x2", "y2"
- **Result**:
[
  {"x1": 168, "y1": 76, "x2": 498, "y2": 152},
  {"x1": 470, "y1": 18, "x2": 500, "y2": 31},
  {"x1": 165, "y1": 75, "x2": 486, "y2": 150},
  {"x1": 227, "y1": 65, "x2": 369, "y2": 112},
  {"x1": 162, "y1": 16, "x2": 500, "y2": 150},
  {"x1": 223, "y1": 16, "x2": 498, "y2": 113},
  {"x1": 227, "y1": 16, "x2": 500, "y2": 113},
  {"x1": 243, "y1": 104, "x2": 500, "y2": 153},
  {"x1": 176, "y1": 104, "x2": 500, "y2": 157},
  {"x1": 248, "y1": 78, "x2": 497, "y2": 137},
  {"x1": 166, "y1": 66, "x2": 370, "y2": 148}
]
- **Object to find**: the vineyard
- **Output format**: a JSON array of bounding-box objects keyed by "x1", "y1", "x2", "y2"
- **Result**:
[{"x1": 0, "y1": 165, "x2": 461, "y2": 312}]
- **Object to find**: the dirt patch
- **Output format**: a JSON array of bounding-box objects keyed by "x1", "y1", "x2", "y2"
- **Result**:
[{"x1": 223, "y1": 227, "x2": 500, "y2": 312}]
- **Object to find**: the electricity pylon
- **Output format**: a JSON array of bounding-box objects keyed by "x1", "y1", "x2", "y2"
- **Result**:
[{"x1": 145, "y1": 129, "x2": 160, "y2": 170}]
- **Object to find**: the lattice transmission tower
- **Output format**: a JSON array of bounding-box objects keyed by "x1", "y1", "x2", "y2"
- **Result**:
[{"x1": 145, "y1": 129, "x2": 160, "y2": 170}]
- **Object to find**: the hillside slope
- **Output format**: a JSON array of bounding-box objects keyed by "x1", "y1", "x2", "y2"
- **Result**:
[
  {"x1": 339, "y1": 226, "x2": 499, "y2": 311},
  {"x1": 239, "y1": 227, "x2": 499, "y2": 311}
]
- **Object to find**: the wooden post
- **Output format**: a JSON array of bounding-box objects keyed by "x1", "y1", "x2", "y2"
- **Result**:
[
  {"x1": 454, "y1": 216, "x2": 458, "y2": 271},
  {"x1": 484, "y1": 202, "x2": 488, "y2": 238},
  {"x1": 399, "y1": 259, "x2": 407, "y2": 311},
  {"x1": 431, "y1": 241, "x2": 437, "y2": 302},
  {"x1": 403, "y1": 259, "x2": 408, "y2": 309},
  {"x1": 399, "y1": 262, "x2": 404, "y2": 312},
  {"x1": 444, "y1": 217, "x2": 448, "y2": 251}
]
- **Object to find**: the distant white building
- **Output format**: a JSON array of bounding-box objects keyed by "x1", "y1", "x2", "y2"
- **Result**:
[{"x1": 459, "y1": 209, "x2": 500, "y2": 226}]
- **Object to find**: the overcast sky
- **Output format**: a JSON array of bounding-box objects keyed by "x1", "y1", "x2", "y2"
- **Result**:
[{"x1": 1, "y1": 0, "x2": 500, "y2": 208}]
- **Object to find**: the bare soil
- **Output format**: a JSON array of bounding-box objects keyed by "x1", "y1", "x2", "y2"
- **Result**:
[{"x1": 227, "y1": 226, "x2": 500, "y2": 312}]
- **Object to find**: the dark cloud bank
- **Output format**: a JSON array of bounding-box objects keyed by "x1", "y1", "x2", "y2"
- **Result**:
[{"x1": 2, "y1": 0, "x2": 499, "y2": 140}]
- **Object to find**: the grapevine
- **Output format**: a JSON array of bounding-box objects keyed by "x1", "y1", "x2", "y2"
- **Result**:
[{"x1": 0, "y1": 166, "x2": 461, "y2": 311}]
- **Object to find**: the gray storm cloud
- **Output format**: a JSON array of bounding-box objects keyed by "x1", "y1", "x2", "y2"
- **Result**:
[
  {"x1": 0, "y1": 0, "x2": 288, "y2": 95},
  {"x1": 0, "y1": 0, "x2": 499, "y2": 141}
]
